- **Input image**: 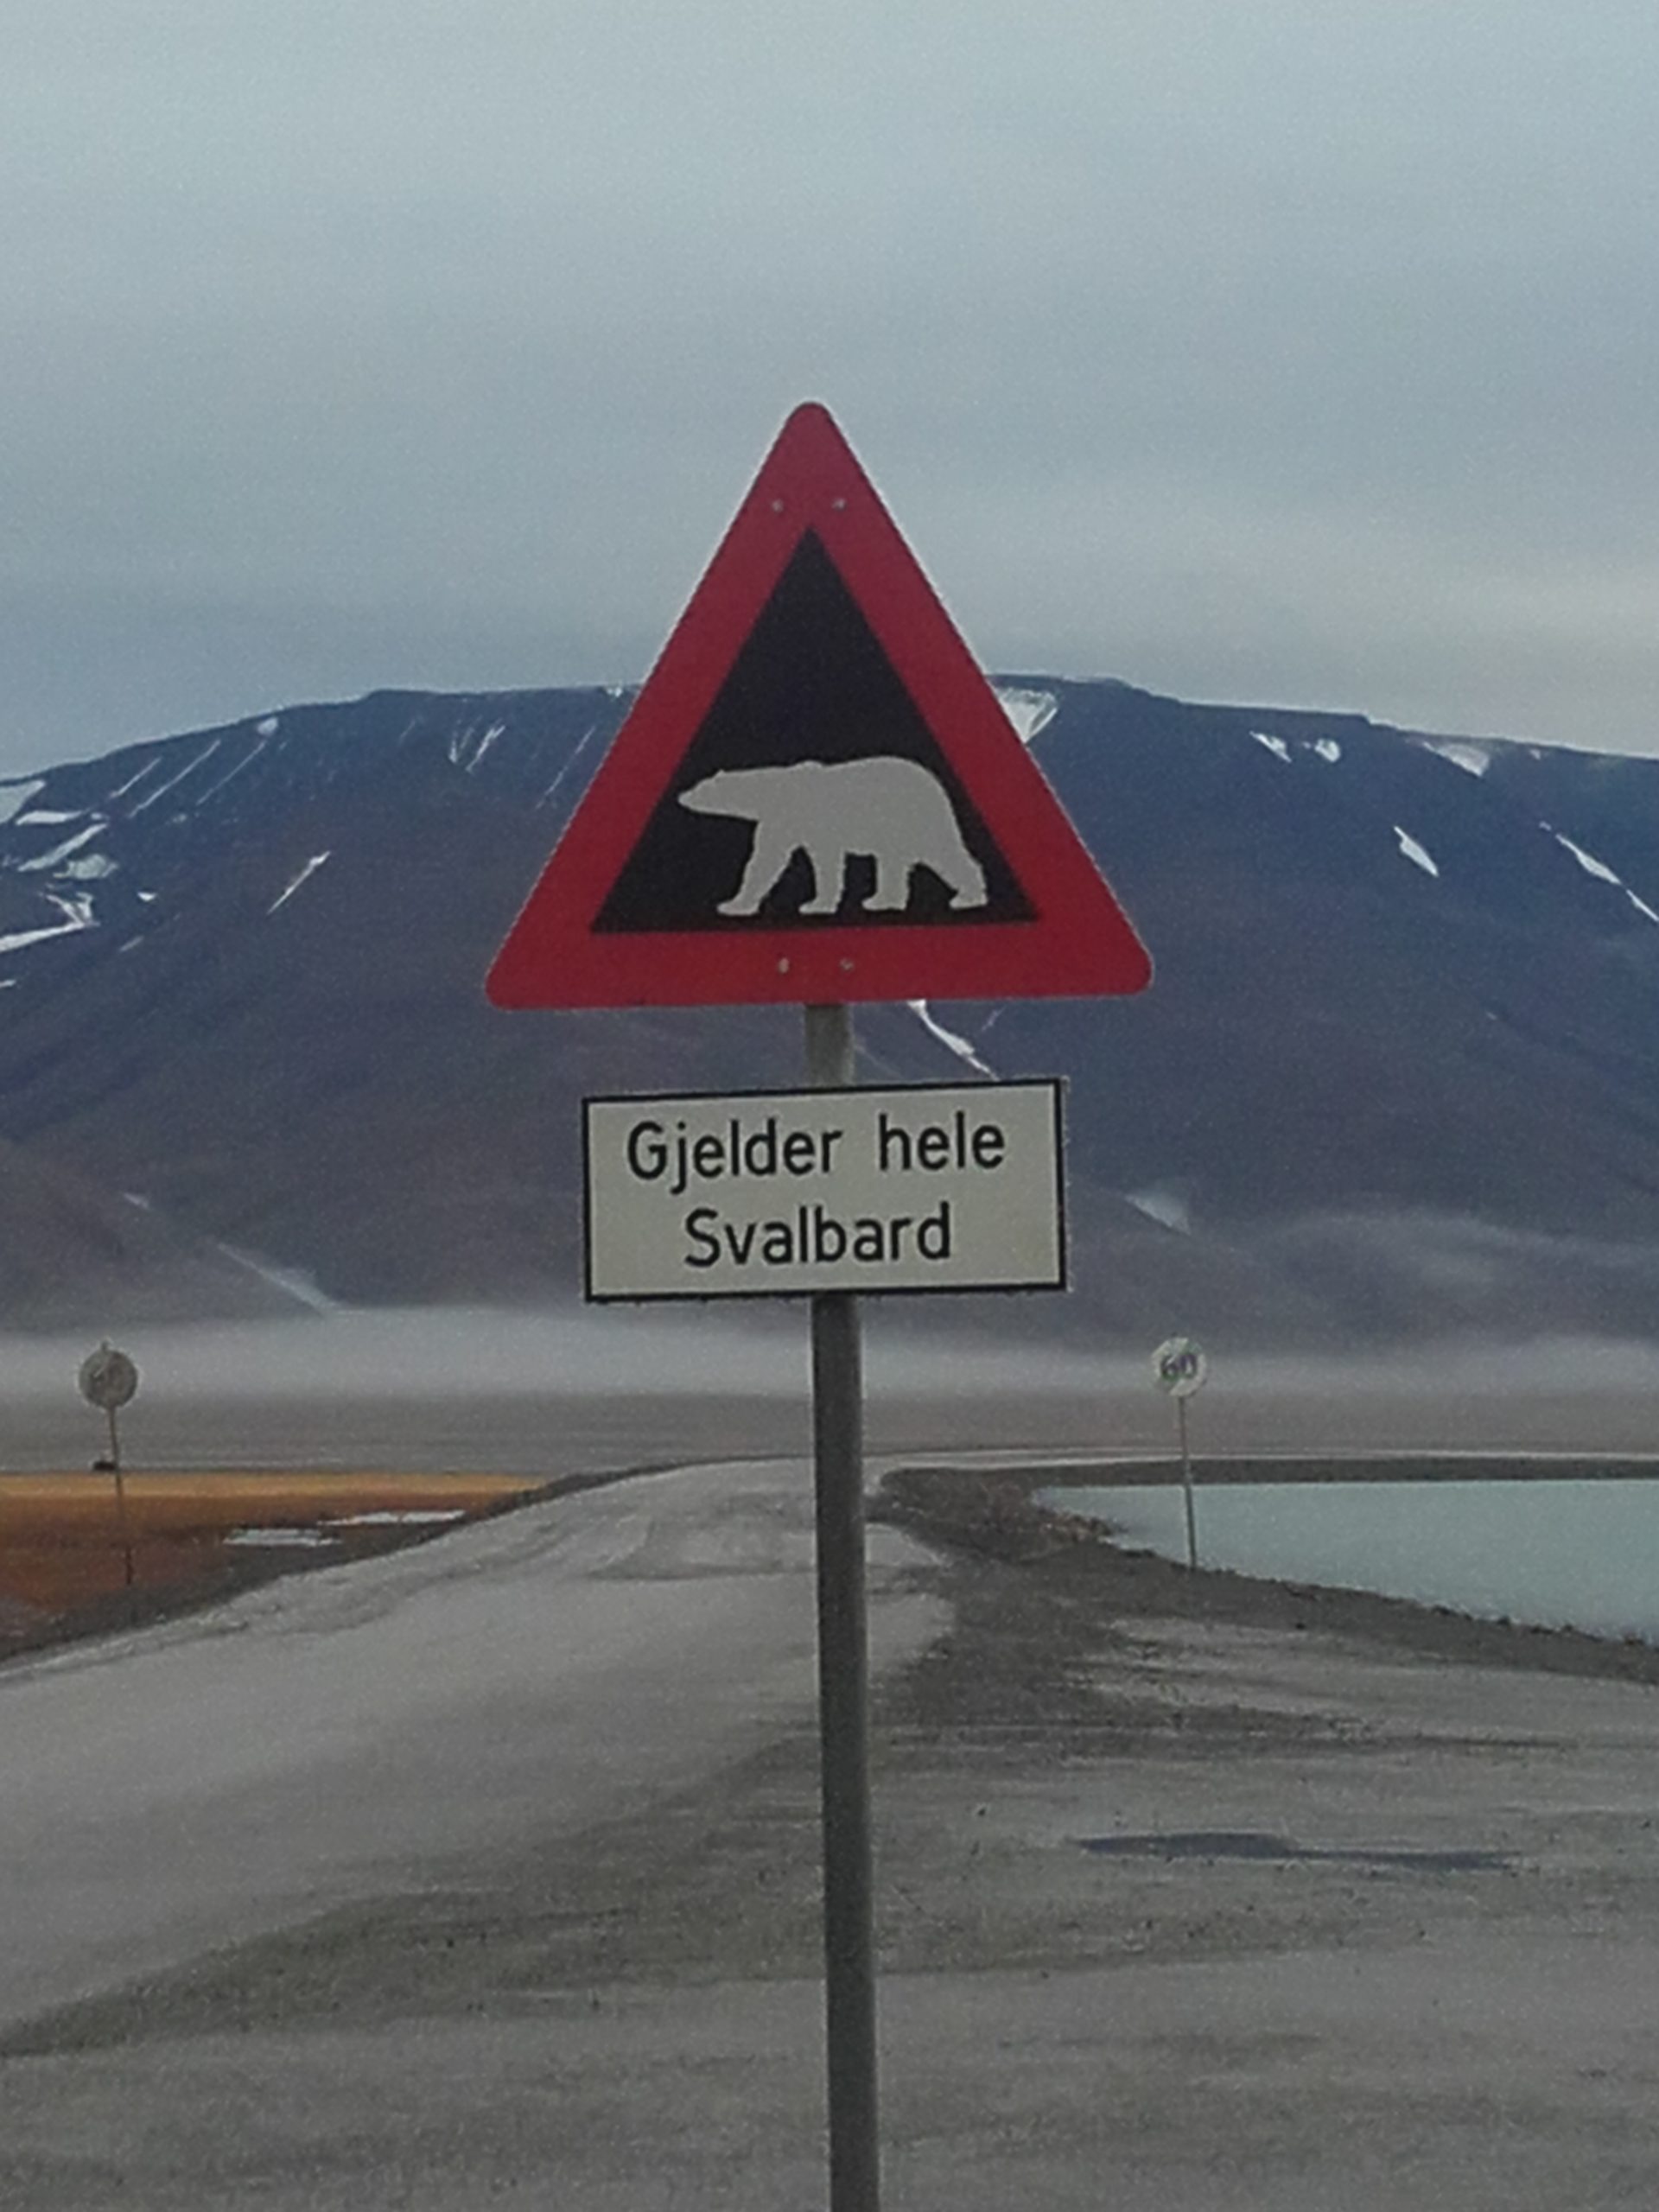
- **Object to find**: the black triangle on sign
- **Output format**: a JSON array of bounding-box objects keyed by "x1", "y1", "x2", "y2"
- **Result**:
[{"x1": 594, "y1": 531, "x2": 1035, "y2": 934}]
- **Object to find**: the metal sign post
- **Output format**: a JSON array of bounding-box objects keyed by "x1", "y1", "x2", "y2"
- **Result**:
[
  {"x1": 804, "y1": 1001, "x2": 880, "y2": 2212},
  {"x1": 1152, "y1": 1336, "x2": 1208, "y2": 1571},
  {"x1": 1176, "y1": 1395, "x2": 1196, "y2": 1570},
  {"x1": 487, "y1": 403, "x2": 1155, "y2": 2212},
  {"x1": 79, "y1": 1342, "x2": 141, "y2": 1595}
]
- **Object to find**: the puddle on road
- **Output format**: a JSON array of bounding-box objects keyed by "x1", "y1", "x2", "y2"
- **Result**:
[{"x1": 1082, "y1": 1830, "x2": 1510, "y2": 1872}]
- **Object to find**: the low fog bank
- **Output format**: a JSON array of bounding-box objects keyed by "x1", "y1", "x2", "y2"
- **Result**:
[
  {"x1": 0, "y1": 1304, "x2": 1099, "y2": 1404},
  {"x1": 1060, "y1": 1206, "x2": 1659, "y2": 1353},
  {"x1": 7, "y1": 1302, "x2": 1659, "y2": 1406}
]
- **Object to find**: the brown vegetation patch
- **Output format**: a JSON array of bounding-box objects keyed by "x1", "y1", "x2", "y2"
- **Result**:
[{"x1": 0, "y1": 1471, "x2": 540, "y2": 1654}]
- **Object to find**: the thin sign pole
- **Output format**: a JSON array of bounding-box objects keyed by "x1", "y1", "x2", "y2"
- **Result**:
[
  {"x1": 804, "y1": 1000, "x2": 880, "y2": 2212},
  {"x1": 106, "y1": 1404, "x2": 136, "y2": 1592},
  {"x1": 1178, "y1": 1393, "x2": 1197, "y2": 1571}
]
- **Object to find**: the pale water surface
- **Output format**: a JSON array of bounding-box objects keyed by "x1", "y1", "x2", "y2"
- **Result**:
[{"x1": 1051, "y1": 1478, "x2": 1659, "y2": 1642}]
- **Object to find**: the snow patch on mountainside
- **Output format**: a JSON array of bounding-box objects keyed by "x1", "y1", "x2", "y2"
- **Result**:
[
  {"x1": 1551, "y1": 830, "x2": 1659, "y2": 924},
  {"x1": 18, "y1": 821, "x2": 105, "y2": 872},
  {"x1": 213, "y1": 1242, "x2": 339, "y2": 1312},
  {"x1": 196, "y1": 738, "x2": 269, "y2": 805},
  {"x1": 268, "y1": 852, "x2": 332, "y2": 914},
  {"x1": 0, "y1": 892, "x2": 98, "y2": 955},
  {"x1": 1126, "y1": 1187, "x2": 1192, "y2": 1234},
  {"x1": 465, "y1": 722, "x2": 506, "y2": 773},
  {"x1": 1554, "y1": 832, "x2": 1620, "y2": 886},
  {"x1": 130, "y1": 741, "x2": 220, "y2": 815},
  {"x1": 995, "y1": 688, "x2": 1058, "y2": 746},
  {"x1": 106, "y1": 760, "x2": 157, "y2": 800},
  {"x1": 1422, "y1": 740, "x2": 1491, "y2": 777},
  {"x1": 0, "y1": 780, "x2": 44, "y2": 823},
  {"x1": 908, "y1": 1001, "x2": 995, "y2": 1077},
  {"x1": 1394, "y1": 827, "x2": 1440, "y2": 877},
  {"x1": 539, "y1": 721, "x2": 601, "y2": 809},
  {"x1": 1253, "y1": 729, "x2": 1342, "y2": 766}
]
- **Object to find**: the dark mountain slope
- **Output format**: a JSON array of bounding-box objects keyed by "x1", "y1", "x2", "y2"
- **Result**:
[{"x1": 2, "y1": 678, "x2": 1657, "y2": 1338}]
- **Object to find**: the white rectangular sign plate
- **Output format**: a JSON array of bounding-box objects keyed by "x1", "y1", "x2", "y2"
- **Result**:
[{"x1": 582, "y1": 1080, "x2": 1066, "y2": 1301}]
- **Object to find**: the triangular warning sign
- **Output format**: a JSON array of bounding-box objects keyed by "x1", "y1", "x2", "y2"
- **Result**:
[{"x1": 486, "y1": 403, "x2": 1151, "y2": 1009}]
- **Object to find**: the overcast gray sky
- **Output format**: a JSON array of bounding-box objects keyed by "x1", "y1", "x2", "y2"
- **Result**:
[{"x1": 3, "y1": 2, "x2": 1656, "y2": 775}]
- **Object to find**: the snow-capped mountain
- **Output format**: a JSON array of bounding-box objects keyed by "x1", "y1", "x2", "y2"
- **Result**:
[{"x1": 4, "y1": 677, "x2": 1659, "y2": 1341}]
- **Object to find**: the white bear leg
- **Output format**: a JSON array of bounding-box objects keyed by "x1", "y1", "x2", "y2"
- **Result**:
[
  {"x1": 799, "y1": 841, "x2": 850, "y2": 915},
  {"x1": 866, "y1": 850, "x2": 916, "y2": 911},
  {"x1": 944, "y1": 854, "x2": 988, "y2": 907},
  {"x1": 718, "y1": 827, "x2": 804, "y2": 916}
]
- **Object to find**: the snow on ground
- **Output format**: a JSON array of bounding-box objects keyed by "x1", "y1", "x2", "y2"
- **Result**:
[
  {"x1": 225, "y1": 1526, "x2": 337, "y2": 1549},
  {"x1": 327, "y1": 1509, "x2": 468, "y2": 1527},
  {"x1": 1393, "y1": 826, "x2": 1440, "y2": 876},
  {"x1": 1313, "y1": 737, "x2": 1342, "y2": 762},
  {"x1": 1250, "y1": 729, "x2": 1291, "y2": 763}
]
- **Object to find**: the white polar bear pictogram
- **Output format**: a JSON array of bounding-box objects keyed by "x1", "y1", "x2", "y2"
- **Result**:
[{"x1": 679, "y1": 757, "x2": 990, "y2": 918}]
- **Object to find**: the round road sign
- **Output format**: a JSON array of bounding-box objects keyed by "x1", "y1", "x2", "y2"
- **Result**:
[
  {"x1": 79, "y1": 1344, "x2": 139, "y2": 1411},
  {"x1": 1152, "y1": 1336, "x2": 1207, "y2": 1398}
]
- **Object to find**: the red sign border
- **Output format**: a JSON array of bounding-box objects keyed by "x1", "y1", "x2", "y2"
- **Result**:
[{"x1": 487, "y1": 403, "x2": 1151, "y2": 1008}]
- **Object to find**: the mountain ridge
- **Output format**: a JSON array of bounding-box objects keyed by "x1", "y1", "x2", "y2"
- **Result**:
[{"x1": 3, "y1": 676, "x2": 1658, "y2": 1343}]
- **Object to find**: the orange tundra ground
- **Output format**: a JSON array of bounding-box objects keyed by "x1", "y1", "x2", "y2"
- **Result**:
[{"x1": 0, "y1": 1471, "x2": 540, "y2": 1620}]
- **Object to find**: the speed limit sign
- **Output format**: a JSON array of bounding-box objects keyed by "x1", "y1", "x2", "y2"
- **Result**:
[
  {"x1": 79, "y1": 1344, "x2": 139, "y2": 1412},
  {"x1": 1152, "y1": 1336, "x2": 1207, "y2": 1399}
]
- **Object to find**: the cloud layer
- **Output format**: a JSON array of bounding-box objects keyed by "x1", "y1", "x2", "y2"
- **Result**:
[{"x1": 3, "y1": 3, "x2": 1656, "y2": 771}]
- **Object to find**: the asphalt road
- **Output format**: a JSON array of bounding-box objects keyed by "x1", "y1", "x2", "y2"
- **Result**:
[{"x1": 0, "y1": 1457, "x2": 938, "y2": 2031}]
